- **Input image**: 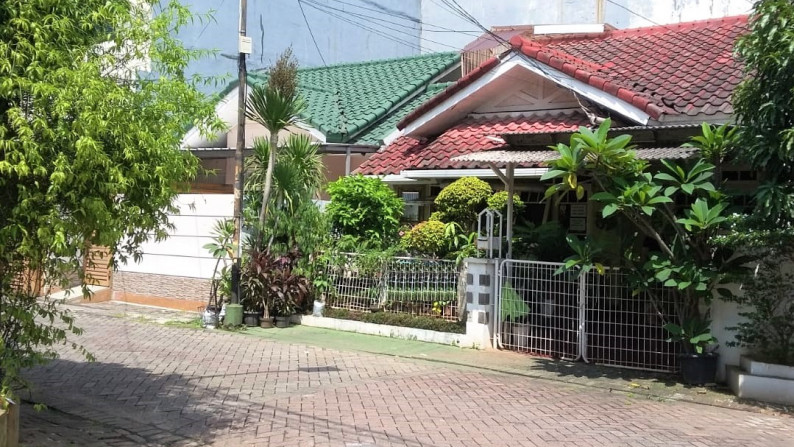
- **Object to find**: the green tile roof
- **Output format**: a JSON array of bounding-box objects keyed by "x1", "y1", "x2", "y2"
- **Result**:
[
  {"x1": 351, "y1": 82, "x2": 455, "y2": 145},
  {"x1": 244, "y1": 52, "x2": 459, "y2": 144}
]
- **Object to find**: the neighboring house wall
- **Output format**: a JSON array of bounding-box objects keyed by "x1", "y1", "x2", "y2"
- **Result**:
[
  {"x1": 112, "y1": 194, "x2": 233, "y2": 307},
  {"x1": 173, "y1": 0, "x2": 422, "y2": 94}
]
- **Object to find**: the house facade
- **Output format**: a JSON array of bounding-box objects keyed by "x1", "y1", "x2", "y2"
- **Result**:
[
  {"x1": 111, "y1": 52, "x2": 462, "y2": 309},
  {"x1": 355, "y1": 16, "x2": 753, "y2": 233}
]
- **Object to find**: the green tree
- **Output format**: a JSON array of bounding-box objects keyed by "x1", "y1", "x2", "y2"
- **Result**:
[
  {"x1": 734, "y1": 0, "x2": 794, "y2": 223},
  {"x1": 0, "y1": 1, "x2": 221, "y2": 387},
  {"x1": 245, "y1": 49, "x2": 306, "y2": 229},
  {"x1": 542, "y1": 120, "x2": 743, "y2": 350}
]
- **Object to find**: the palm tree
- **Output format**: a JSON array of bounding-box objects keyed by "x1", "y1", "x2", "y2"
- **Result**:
[
  {"x1": 245, "y1": 51, "x2": 306, "y2": 228},
  {"x1": 246, "y1": 134, "x2": 325, "y2": 217}
]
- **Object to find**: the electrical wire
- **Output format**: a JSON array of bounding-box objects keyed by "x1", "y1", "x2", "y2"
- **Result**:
[
  {"x1": 433, "y1": 0, "x2": 511, "y2": 46},
  {"x1": 298, "y1": 0, "x2": 424, "y2": 51},
  {"x1": 297, "y1": 0, "x2": 327, "y2": 66},
  {"x1": 326, "y1": 0, "x2": 481, "y2": 35},
  {"x1": 301, "y1": 0, "x2": 461, "y2": 51},
  {"x1": 604, "y1": 0, "x2": 666, "y2": 27},
  {"x1": 295, "y1": 0, "x2": 347, "y2": 136}
]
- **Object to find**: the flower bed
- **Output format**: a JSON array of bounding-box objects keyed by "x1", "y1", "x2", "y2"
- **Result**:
[{"x1": 323, "y1": 308, "x2": 465, "y2": 334}]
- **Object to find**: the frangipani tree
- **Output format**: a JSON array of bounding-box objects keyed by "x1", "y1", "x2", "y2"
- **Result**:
[{"x1": 541, "y1": 120, "x2": 746, "y2": 348}]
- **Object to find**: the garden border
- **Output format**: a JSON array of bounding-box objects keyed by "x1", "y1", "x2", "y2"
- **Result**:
[{"x1": 293, "y1": 314, "x2": 467, "y2": 347}]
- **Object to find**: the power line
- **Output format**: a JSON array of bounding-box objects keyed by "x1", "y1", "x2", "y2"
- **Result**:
[
  {"x1": 604, "y1": 0, "x2": 665, "y2": 27},
  {"x1": 434, "y1": 0, "x2": 511, "y2": 46},
  {"x1": 297, "y1": 0, "x2": 327, "y2": 66},
  {"x1": 296, "y1": 0, "x2": 349, "y2": 136},
  {"x1": 301, "y1": 0, "x2": 461, "y2": 51},
  {"x1": 195, "y1": 0, "x2": 227, "y2": 42},
  {"x1": 326, "y1": 0, "x2": 481, "y2": 34},
  {"x1": 299, "y1": 0, "x2": 424, "y2": 51}
]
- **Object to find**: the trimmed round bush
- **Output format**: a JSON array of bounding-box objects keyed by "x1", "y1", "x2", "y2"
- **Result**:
[
  {"x1": 487, "y1": 191, "x2": 526, "y2": 215},
  {"x1": 428, "y1": 211, "x2": 445, "y2": 222},
  {"x1": 401, "y1": 220, "x2": 447, "y2": 256},
  {"x1": 434, "y1": 177, "x2": 492, "y2": 229},
  {"x1": 326, "y1": 175, "x2": 403, "y2": 244}
]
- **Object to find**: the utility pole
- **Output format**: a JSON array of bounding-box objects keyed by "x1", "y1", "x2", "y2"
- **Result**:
[{"x1": 228, "y1": 0, "x2": 250, "y2": 325}]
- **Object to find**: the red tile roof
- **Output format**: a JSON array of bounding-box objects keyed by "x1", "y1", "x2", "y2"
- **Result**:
[
  {"x1": 356, "y1": 112, "x2": 589, "y2": 175},
  {"x1": 515, "y1": 15, "x2": 748, "y2": 119},
  {"x1": 398, "y1": 15, "x2": 748, "y2": 129}
]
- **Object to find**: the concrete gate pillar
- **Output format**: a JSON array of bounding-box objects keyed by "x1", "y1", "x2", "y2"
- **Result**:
[{"x1": 462, "y1": 257, "x2": 498, "y2": 349}]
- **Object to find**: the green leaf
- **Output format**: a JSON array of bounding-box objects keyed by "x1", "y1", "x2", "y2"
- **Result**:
[{"x1": 602, "y1": 203, "x2": 618, "y2": 218}]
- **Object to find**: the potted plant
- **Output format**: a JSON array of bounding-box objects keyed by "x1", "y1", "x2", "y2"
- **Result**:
[
  {"x1": 270, "y1": 259, "x2": 311, "y2": 328},
  {"x1": 244, "y1": 249, "x2": 311, "y2": 329},
  {"x1": 664, "y1": 315, "x2": 718, "y2": 385},
  {"x1": 203, "y1": 219, "x2": 236, "y2": 327}
]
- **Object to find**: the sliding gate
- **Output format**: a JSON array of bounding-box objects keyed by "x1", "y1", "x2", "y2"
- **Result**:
[{"x1": 496, "y1": 259, "x2": 680, "y2": 373}]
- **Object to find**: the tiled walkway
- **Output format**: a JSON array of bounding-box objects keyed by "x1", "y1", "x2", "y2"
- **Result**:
[{"x1": 20, "y1": 303, "x2": 794, "y2": 446}]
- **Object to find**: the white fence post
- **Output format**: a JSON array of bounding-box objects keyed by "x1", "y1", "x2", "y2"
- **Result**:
[{"x1": 461, "y1": 257, "x2": 498, "y2": 349}]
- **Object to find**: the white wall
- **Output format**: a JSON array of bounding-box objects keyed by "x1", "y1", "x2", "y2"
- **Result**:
[
  {"x1": 711, "y1": 294, "x2": 748, "y2": 382},
  {"x1": 117, "y1": 194, "x2": 234, "y2": 279}
]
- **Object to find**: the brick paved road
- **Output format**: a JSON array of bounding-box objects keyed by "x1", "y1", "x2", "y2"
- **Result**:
[{"x1": 20, "y1": 309, "x2": 794, "y2": 446}]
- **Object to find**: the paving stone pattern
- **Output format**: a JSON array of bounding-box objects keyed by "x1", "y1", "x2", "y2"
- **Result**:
[{"x1": 21, "y1": 308, "x2": 794, "y2": 446}]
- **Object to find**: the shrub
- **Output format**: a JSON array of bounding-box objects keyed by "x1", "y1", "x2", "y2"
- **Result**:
[
  {"x1": 512, "y1": 221, "x2": 571, "y2": 262},
  {"x1": 728, "y1": 259, "x2": 794, "y2": 366},
  {"x1": 323, "y1": 308, "x2": 465, "y2": 333},
  {"x1": 243, "y1": 249, "x2": 311, "y2": 319},
  {"x1": 434, "y1": 177, "x2": 492, "y2": 229},
  {"x1": 428, "y1": 211, "x2": 445, "y2": 222},
  {"x1": 326, "y1": 175, "x2": 403, "y2": 245},
  {"x1": 487, "y1": 191, "x2": 526, "y2": 215},
  {"x1": 401, "y1": 220, "x2": 448, "y2": 256}
]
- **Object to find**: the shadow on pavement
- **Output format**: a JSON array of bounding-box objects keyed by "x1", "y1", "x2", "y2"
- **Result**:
[
  {"x1": 21, "y1": 357, "x2": 425, "y2": 446},
  {"x1": 527, "y1": 357, "x2": 678, "y2": 387}
]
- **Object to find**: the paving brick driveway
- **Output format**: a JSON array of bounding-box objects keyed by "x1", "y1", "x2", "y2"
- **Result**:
[{"x1": 20, "y1": 306, "x2": 794, "y2": 446}]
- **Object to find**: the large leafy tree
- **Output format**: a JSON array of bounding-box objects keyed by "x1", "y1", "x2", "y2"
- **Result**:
[
  {"x1": 542, "y1": 120, "x2": 742, "y2": 345},
  {"x1": 734, "y1": 0, "x2": 794, "y2": 223},
  {"x1": 0, "y1": 0, "x2": 222, "y2": 387}
]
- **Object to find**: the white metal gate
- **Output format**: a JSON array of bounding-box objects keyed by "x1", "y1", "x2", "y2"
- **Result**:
[{"x1": 496, "y1": 259, "x2": 680, "y2": 372}]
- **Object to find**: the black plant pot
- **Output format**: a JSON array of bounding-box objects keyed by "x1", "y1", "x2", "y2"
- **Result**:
[
  {"x1": 274, "y1": 316, "x2": 290, "y2": 328},
  {"x1": 243, "y1": 312, "x2": 260, "y2": 327},
  {"x1": 679, "y1": 353, "x2": 718, "y2": 385}
]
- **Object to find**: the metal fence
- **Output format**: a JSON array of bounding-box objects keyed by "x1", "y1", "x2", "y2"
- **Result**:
[
  {"x1": 583, "y1": 269, "x2": 680, "y2": 371},
  {"x1": 497, "y1": 259, "x2": 681, "y2": 372},
  {"x1": 498, "y1": 261, "x2": 582, "y2": 360},
  {"x1": 324, "y1": 254, "x2": 462, "y2": 321}
]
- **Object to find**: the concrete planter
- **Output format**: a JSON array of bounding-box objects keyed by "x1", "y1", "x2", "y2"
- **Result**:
[
  {"x1": 0, "y1": 398, "x2": 19, "y2": 447},
  {"x1": 293, "y1": 314, "x2": 468, "y2": 347},
  {"x1": 727, "y1": 356, "x2": 794, "y2": 405}
]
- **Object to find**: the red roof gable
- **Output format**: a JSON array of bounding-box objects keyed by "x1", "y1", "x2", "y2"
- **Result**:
[
  {"x1": 356, "y1": 112, "x2": 589, "y2": 175},
  {"x1": 398, "y1": 15, "x2": 748, "y2": 130}
]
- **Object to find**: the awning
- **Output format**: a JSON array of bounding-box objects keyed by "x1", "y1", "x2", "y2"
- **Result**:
[{"x1": 451, "y1": 147, "x2": 699, "y2": 164}]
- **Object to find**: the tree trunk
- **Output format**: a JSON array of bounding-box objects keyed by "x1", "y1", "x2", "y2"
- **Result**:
[{"x1": 258, "y1": 132, "x2": 279, "y2": 229}]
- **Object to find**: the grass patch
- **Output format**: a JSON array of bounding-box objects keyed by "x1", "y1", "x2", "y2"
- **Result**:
[
  {"x1": 322, "y1": 308, "x2": 465, "y2": 334},
  {"x1": 164, "y1": 318, "x2": 203, "y2": 329}
]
